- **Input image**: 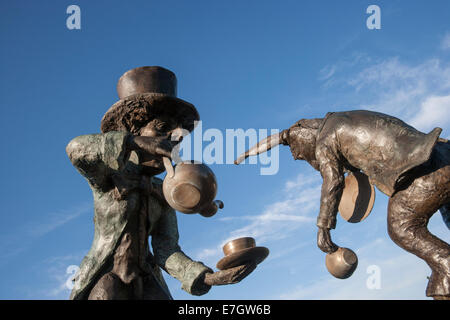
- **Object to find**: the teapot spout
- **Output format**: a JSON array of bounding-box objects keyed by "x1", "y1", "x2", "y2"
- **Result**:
[
  {"x1": 199, "y1": 200, "x2": 224, "y2": 218},
  {"x1": 163, "y1": 157, "x2": 175, "y2": 178}
]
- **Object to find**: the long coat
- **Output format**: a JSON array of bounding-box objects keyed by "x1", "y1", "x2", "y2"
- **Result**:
[
  {"x1": 66, "y1": 131, "x2": 212, "y2": 300},
  {"x1": 287, "y1": 110, "x2": 443, "y2": 229}
]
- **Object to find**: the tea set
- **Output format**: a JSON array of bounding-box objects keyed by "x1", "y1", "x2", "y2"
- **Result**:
[{"x1": 154, "y1": 152, "x2": 372, "y2": 278}]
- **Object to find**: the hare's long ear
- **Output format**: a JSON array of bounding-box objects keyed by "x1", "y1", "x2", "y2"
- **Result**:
[{"x1": 234, "y1": 130, "x2": 288, "y2": 165}]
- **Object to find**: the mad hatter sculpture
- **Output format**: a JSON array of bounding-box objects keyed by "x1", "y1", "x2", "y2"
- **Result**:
[
  {"x1": 66, "y1": 66, "x2": 255, "y2": 300},
  {"x1": 236, "y1": 110, "x2": 450, "y2": 300}
]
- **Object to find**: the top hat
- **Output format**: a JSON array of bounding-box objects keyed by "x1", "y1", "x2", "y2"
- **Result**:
[
  {"x1": 216, "y1": 237, "x2": 269, "y2": 270},
  {"x1": 101, "y1": 66, "x2": 200, "y2": 134}
]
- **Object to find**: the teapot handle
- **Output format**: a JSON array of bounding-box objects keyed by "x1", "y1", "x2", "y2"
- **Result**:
[
  {"x1": 162, "y1": 157, "x2": 175, "y2": 178},
  {"x1": 199, "y1": 200, "x2": 224, "y2": 218}
]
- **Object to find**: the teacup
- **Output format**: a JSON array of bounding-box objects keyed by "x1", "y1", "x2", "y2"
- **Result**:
[
  {"x1": 216, "y1": 237, "x2": 269, "y2": 270},
  {"x1": 325, "y1": 247, "x2": 358, "y2": 279}
]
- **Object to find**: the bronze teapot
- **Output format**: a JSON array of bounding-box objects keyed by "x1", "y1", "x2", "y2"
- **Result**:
[{"x1": 162, "y1": 157, "x2": 223, "y2": 217}]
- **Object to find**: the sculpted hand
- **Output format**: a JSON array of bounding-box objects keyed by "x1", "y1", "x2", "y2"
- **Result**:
[
  {"x1": 204, "y1": 262, "x2": 257, "y2": 286},
  {"x1": 128, "y1": 135, "x2": 175, "y2": 159},
  {"x1": 317, "y1": 227, "x2": 338, "y2": 253}
]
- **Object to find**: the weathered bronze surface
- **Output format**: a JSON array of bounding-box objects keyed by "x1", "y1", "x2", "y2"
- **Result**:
[
  {"x1": 216, "y1": 237, "x2": 269, "y2": 271},
  {"x1": 325, "y1": 247, "x2": 358, "y2": 279},
  {"x1": 101, "y1": 66, "x2": 199, "y2": 135},
  {"x1": 162, "y1": 159, "x2": 223, "y2": 217},
  {"x1": 67, "y1": 66, "x2": 254, "y2": 300},
  {"x1": 237, "y1": 110, "x2": 450, "y2": 299},
  {"x1": 117, "y1": 66, "x2": 178, "y2": 99},
  {"x1": 223, "y1": 237, "x2": 256, "y2": 256},
  {"x1": 338, "y1": 172, "x2": 375, "y2": 223}
]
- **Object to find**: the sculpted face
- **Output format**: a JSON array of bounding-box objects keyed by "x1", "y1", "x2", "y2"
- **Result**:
[
  {"x1": 138, "y1": 114, "x2": 185, "y2": 175},
  {"x1": 287, "y1": 119, "x2": 321, "y2": 171}
]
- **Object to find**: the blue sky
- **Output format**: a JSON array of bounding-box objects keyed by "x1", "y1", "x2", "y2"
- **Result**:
[{"x1": 0, "y1": 0, "x2": 449, "y2": 299}]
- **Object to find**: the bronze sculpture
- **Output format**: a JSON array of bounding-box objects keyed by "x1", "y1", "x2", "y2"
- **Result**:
[
  {"x1": 162, "y1": 159, "x2": 224, "y2": 217},
  {"x1": 236, "y1": 110, "x2": 450, "y2": 299},
  {"x1": 66, "y1": 66, "x2": 255, "y2": 300},
  {"x1": 217, "y1": 237, "x2": 269, "y2": 271},
  {"x1": 325, "y1": 247, "x2": 358, "y2": 279}
]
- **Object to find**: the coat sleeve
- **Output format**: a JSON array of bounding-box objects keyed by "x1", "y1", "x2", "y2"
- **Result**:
[
  {"x1": 315, "y1": 131, "x2": 345, "y2": 230},
  {"x1": 66, "y1": 131, "x2": 131, "y2": 189},
  {"x1": 151, "y1": 206, "x2": 213, "y2": 296}
]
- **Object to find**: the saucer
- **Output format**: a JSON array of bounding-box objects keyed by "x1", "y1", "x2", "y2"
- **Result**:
[{"x1": 216, "y1": 246, "x2": 269, "y2": 270}]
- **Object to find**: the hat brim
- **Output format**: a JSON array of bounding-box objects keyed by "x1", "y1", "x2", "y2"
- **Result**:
[
  {"x1": 216, "y1": 246, "x2": 269, "y2": 270},
  {"x1": 101, "y1": 93, "x2": 200, "y2": 134}
]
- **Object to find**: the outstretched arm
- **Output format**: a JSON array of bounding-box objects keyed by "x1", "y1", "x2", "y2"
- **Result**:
[
  {"x1": 151, "y1": 206, "x2": 213, "y2": 296},
  {"x1": 152, "y1": 206, "x2": 256, "y2": 294},
  {"x1": 315, "y1": 140, "x2": 345, "y2": 253}
]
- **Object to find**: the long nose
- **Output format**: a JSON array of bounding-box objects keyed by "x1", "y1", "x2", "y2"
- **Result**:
[{"x1": 234, "y1": 130, "x2": 287, "y2": 165}]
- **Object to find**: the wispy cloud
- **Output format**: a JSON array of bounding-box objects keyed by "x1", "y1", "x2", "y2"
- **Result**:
[
  {"x1": 32, "y1": 253, "x2": 85, "y2": 299},
  {"x1": 318, "y1": 52, "x2": 372, "y2": 89},
  {"x1": 194, "y1": 172, "x2": 320, "y2": 264},
  {"x1": 319, "y1": 55, "x2": 450, "y2": 136},
  {"x1": 318, "y1": 65, "x2": 336, "y2": 81},
  {"x1": 277, "y1": 238, "x2": 432, "y2": 300},
  {"x1": 25, "y1": 203, "x2": 91, "y2": 238},
  {"x1": 351, "y1": 58, "x2": 450, "y2": 136},
  {"x1": 441, "y1": 32, "x2": 450, "y2": 50},
  {"x1": 0, "y1": 202, "x2": 91, "y2": 265},
  {"x1": 306, "y1": 41, "x2": 450, "y2": 299},
  {"x1": 194, "y1": 51, "x2": 450, "y2": 298},
  {"x1": 409, "y1": 95, "x2": 450, "y2": 133}
]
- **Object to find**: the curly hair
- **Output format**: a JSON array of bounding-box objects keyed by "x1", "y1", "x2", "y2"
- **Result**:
[
  {"x1": 101, "y1": 95, "x2": 154, "y2": 134},
  {"x1": 100, "y1": 93, "x2": 199, "y2": 135}
]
